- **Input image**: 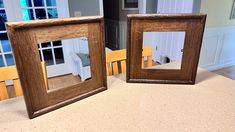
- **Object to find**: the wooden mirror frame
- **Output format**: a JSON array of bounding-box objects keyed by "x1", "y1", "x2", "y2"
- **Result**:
[
  {"x1": 127, "y1": 14, "x2": 207, "y2": 84},
  {"x1": 6, "y1": 16, "x2": 107, "y2": 119}
]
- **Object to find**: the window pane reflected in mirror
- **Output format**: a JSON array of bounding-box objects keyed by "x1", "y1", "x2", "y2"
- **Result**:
[
  {"x1": 0, "y1": 10, "x2": 7, "y2": 31},
  {"x1": 5, "y1": 54, "x2": 14, "y2": 66},
  {"x1": 0, "y1": 33, "x2": 11, "y2": 52},
  {"x1": 54, "y1": 48, "x2": 64, "y2": 64},
  {"x1": 20, "y1": 0, "x2": 32, "y2": 7},
  {"x1": 46, "y1": 0, "x2": 56, "y2": 6},
  {"x1": 52, "y1": 41, "x2": 62, "y2": 46},
  {"x1": 124, "y1": 0, "x2": 138, "y2": 8},
  {"x1": 48, "y1": 8, "x2": 58, "y2": 18},
  {"x1": 0, "y1": 55, "x2": 4, "y2": 67},
  {"x1": 142, "y1": 32, "x2": 185, "y2": 70},
  {"x1": 38, "y1": 37, "x2": 92, "y2": 91},
  {"x1": 22, "y1": 9, "x2": 34, "y2": 20},
  {"x1": 41, "y1": 42, "x2": 51, "y2": 48},
  {"x1": 42, "y1": 49, "x2": 53, "y2": 66},
  {"x1": 33, "y1": 0, "x2": 44, "y2": 7},
  {"x1": 35, "y1": 9, "x2": 46, "y2": 19},
  {"x1": 0, "y1": 0, "x2": 4, "y2": 8},
  {"x1": 39, "y1": 41, "x2": 64, "y2": 66}
]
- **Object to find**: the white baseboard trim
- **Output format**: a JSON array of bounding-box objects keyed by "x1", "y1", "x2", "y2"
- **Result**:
[{"x1": 200, "y1": 60, "x2": 235, "y2": 71}]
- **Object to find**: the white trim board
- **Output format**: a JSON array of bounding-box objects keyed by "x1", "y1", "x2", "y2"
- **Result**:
[
  {"x1": 200, "y1": 61, "x2": 235, "y2": 71},
  {"x1": 138, "y1": 0, "x2": 146, "y2": 14},
  {"x1": 99, "y1": 0, "x2": 104, "y2": 16},
  {"x1": 119, "y1": 21, "x2": 127, "y2": 49}
]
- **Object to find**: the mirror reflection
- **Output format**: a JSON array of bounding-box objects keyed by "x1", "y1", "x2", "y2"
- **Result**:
[
  {"x1": 38, "y1": 37, "x2": 92, "y2": 91},
  {"x1": 142, "y1": 32, "x2": 186, "y2": 70}
]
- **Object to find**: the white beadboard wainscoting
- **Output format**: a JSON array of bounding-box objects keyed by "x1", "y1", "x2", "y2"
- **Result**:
[{"x1": 199, "y1": 26, "x2": 235, "y2": 71}]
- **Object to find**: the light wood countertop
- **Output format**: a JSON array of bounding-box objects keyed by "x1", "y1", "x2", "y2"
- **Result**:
[{"x1": 0, "y1": 69, "x2": 235, "y2": 131}]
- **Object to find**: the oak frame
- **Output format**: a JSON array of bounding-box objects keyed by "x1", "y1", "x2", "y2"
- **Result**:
[
  {"x1": 6, "y1": 16, "x2": 107, "y2": 119},
  {"x1": 126, "y1": 14, "x2": 207, "y2": 84}
]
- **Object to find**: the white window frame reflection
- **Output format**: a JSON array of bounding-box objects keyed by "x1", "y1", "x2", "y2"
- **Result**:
[{"x1": 38, "y1": 41, "x2": 64, "y2": 66}]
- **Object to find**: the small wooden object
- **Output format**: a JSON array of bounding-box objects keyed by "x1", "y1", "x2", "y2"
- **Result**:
[
  {"x1": 106, "y1": 46, "x2": 152, "y2": 76},
  {"x1": 6, "y1": 16, "x2": 107, "y2": 118},
  {"x1": 126, "y1": 14, "x2": 207, "y2": 84}
]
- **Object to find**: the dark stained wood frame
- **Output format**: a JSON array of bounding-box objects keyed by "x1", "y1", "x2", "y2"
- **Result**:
[
  {"x1": 6, "y1": 16, "x2": 107, "y2": 119},
  {"x1": 126, "y1": 14, "x2": 207, "y2": 84}
]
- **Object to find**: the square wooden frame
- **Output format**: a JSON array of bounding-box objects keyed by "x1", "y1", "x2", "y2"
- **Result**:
[
  {"x1": 6, "y1": 16, "x2": 107, "y2": 119},
  {"x1": 127, "y1": 14, "x2": 207, "y2": 84}
]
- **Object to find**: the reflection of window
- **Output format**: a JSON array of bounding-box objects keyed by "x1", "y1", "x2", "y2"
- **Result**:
[
  {"x1": 123, "y1": 0, "x2": 138, "y2": 10},
  {"x1": 0, "y1": 1, "x2": 14, "y2": 67},
  {"x1": 20, "y1": 0, "x2": 63, "y2": 66}
]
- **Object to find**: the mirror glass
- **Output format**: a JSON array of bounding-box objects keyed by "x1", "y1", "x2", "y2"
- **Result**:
[
  {"x1": 38, "y1": 37, "x2": 92, "y2": 91},
  {"x1": 142, "y1": 32, "x2": 185, "y2": 70},
  {"x1": 124, "y1": 0, "x2": 138, "y2": 9}
]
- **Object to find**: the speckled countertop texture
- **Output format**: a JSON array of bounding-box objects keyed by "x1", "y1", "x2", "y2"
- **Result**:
[{"x1": 0, "y1": 69, "x2": 235, "y2": 132}]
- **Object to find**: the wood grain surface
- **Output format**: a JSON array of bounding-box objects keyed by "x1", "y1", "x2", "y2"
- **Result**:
[
  {"x1": 6, "y1": 16, "x2": 107, "y2": 119},
  {"x1": 126, "y1": 14, "x2": 207, "y2": 84}
]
